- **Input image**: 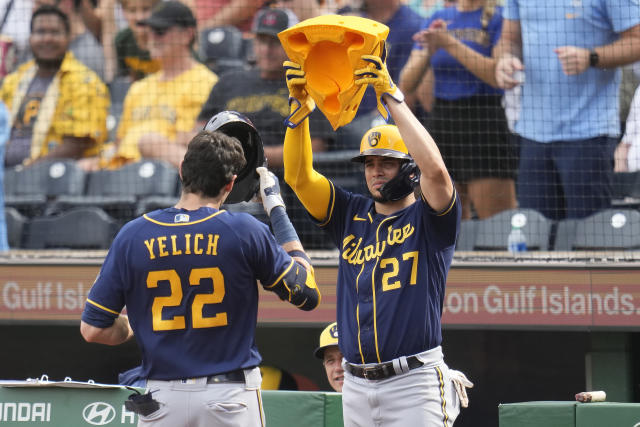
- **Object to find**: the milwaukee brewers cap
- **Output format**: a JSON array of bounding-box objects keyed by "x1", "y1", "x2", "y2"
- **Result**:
[{"x1": 314, "y1": 322, "x2": 339, "y2": 359}]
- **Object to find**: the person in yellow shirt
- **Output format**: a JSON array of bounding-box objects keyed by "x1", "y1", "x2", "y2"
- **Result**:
[
  {"x1": 110, "y1": 1, "x2": 217, "y2": 168},
  {"x1": 0, "y1": 4, "x2": 109, "y2": 168}
]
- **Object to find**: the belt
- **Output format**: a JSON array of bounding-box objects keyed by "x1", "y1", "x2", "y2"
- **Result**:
[
  {"x1": 345, "y1": 356, "x2": 424, "y2": 381},
  {"x1": 205, "y1": 369, "x2": 245, "y2": 384}
]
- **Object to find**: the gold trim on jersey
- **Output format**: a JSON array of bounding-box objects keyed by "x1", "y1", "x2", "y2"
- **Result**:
[
  {"x1": 143, "y1": 210, "x2": 226, "y2": 226},
  {"x1": 371, "y1": 215, "x2": 398, "y2": 363},
  {"x1": 317, "y1": 180, "x2": 336, "y2": 227},
  {"x1": 422, "y1": 187, "x2": 457, "y2": 217},
  {"x1": 264, "y1": 259, "x2": 295, "y2": 289},
  {"x1": 355, "y1": 263, "x2": 366, "y2": 364},
  {"x1": 86, "y1": 298, "x2": 119, "y2": 315}
]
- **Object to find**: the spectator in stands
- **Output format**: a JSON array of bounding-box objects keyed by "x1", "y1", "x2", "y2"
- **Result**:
[
  {"x1": 313, "y1": 322, "x2": 343, "y2": 392},
  {"x1": 616, "y1": 83, "x2": 640, "y2": 172},
  {"x1": 334, "y1": 0, "x2": 423, "y2": 151},
  {"x1": 0, "y1": 101, "x2": 9, "y2": 250},
  {"x1": 494, "y1": 1, "x2": 640, "y2": 221},
  {"x1": 182, "y1": 0, "x2": 322, "y2": 35},
  {"x1": 101, "y1": 0, "x2": 161, "y2": 83},
  {"x1": 399, "y1": 0, "x2": 517, "y2": 220},
  {"x1": 0, "y1": 5, "x2": 109, "y2": 168},
  {"x1": 196, "y1": 7, "x2": 330, "y2": 171},
  {"x1": 106, "y1": 1, "x2": 218, "y2": 169},
  {"x1": 34, "y1": 0, "x2": 105, "y2": 80}
]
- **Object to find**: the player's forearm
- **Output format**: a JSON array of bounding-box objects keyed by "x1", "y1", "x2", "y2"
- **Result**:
[
  {"x1": 283, "y1": 122, "x2": 330, "y2": 221},
  {"x1": 80, "y1": 316, "x2": 133, "y2": 346},
  {"x1": 387, "y1": 100, "x2": 453, "y2": 210}
]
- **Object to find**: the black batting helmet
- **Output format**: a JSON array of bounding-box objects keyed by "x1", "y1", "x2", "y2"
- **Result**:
[{"x1": 204, "y1": 111, "x2": 266, "y2": 204}]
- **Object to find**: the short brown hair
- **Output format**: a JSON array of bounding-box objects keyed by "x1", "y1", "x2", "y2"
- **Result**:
[{"x1": 181, "y1": 131, "x2": 246, "y2": 198}]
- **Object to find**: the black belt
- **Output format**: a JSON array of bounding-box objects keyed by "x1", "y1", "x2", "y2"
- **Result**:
[
  {"x1": 206, "y1": 368, "x2": 246, "y2": 384},
  {"x1": 345, "y1": 356, "x2": 424, "y2": 381}
]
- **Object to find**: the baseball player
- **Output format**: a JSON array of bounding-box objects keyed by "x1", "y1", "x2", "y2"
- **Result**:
[
  {"x1": 80, "y1": 111, "x2": 320, "y2": 427},
  {"x1": 282, "y1": 49, "x2": 470, "y2": 426},
  {"x1": 314, "y1": 322, "x2": 344, "y2": 392}
]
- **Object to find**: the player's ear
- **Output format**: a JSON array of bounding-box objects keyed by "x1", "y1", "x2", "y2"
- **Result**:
[
  {"x1": 178, "y1": 162, "x2": 183, "y2": 181},
  {"x1": 220, "y1": 175, "x2": 237, "y2": 201}
]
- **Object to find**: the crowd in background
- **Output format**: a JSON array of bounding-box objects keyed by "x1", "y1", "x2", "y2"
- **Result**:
[{"x1": 1, "y1": 0, "x2": 640, "y2": 249}]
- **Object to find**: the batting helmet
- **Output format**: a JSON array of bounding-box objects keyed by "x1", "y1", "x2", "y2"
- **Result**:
[
  {"x1": 351, "y1": 125, "x2": 420, "y2": 202},
  {"x1": 204, "y1": 111, "x2": 266, "y2": 204},
  {"x1": 314, "y1": 322, "x2": 339, "y2": 359}
]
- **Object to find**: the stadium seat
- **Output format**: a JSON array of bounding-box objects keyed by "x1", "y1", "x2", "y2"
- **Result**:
[
  {"x1": 4, "y1": 159, "x2": 87, "y2": 217},
  {"x1": 199, "y1": 26, "x2": 247, "y2": 74},
  {"x1": 456, "y1": 219, "x2": 477, "y2": 251},
  {"x1": 23, "y1": 207, "x2": 119, "y2": 249},
  {"x1": 555, "y1": 209, "x2": 640, "y2": 250},
  {"x1": 5, "y1": 207, "x2": 28, "y2": 248},
  {"x1": 54, "y1": 160, "x2": 179, "y2": 221},
  {"x1": 107, "y1": 76, "x2": 131, "y2": 140},
  {"x1": 473, "y1": 208, "x2": 553, "y2": 251}
]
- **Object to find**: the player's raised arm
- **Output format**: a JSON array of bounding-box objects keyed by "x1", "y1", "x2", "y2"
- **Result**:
[
  {"x1": 282, "y1": 61, "x2": 332, "y2": 222},
  {"x1": 355, "y1": 52, "x2": 454, "y2": 213},
  {"x1": 257, "y1": 167, "x2": 320, "y2": 311}
]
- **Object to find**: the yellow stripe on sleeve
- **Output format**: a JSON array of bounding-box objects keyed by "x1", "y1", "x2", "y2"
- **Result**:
[
  {"x1": 264, "y1": 259, "x2": 295, "y2": 289},
  {"x1": 86, "y1": 298, "x2": 120, "y2": 315}
]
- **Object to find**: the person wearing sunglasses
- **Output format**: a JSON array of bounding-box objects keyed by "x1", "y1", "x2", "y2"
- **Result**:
[{"x1": 104, "y1": 0, "x2": 218, "y2": 169}]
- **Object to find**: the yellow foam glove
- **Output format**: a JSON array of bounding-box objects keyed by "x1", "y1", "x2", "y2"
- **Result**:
[
  {"x1": 283, "y1": 61, "x2": 316, "y2": 128},
  {"x1": 354, "y1": 43, "x2": 404, "y2": 121}
]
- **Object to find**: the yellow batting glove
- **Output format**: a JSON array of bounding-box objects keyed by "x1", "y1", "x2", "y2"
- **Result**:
[
  {"x1": 283, "y1": 61, "x2": 316, "y2": 128},
  {"x1": 354, "y1": 44, "x2": 404, "y2": 121}
]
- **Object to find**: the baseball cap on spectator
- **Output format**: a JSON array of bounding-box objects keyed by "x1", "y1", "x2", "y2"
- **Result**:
[
  {"x1": 137, "y1": 1, "x2": 196, "y2": 30},
  {"x1": 252, "y1": 7, "x2": 298, "y2": 36}
]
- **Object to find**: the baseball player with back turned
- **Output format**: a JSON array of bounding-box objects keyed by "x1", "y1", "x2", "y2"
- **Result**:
[
  {"x1": 80, "y1": 111, "x2": 320, "y2": 427},
  {"x1": 283, "y1": 47, "x2": 472, "y2": 426}
]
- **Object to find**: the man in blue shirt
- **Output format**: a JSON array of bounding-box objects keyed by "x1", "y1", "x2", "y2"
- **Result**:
[{"x1": 495, "y1": 0, "x2": 640, "y2": 220}]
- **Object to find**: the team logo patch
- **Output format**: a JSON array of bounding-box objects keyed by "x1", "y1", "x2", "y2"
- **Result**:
[
  {"x1": 82, "y1": 402, "x2": 116, "y2": 425},
  {"x1": 368, "y1": 131, "x2": 381, "y2": 147},
  {"x1": 330, "y1": 324, "x2": 338, "y2": 339},
  {"x1": 174, "y1": 214, "x2": 190, "y2": 223}
]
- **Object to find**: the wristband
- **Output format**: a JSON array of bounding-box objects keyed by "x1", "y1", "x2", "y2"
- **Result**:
[
  {"x1": 287, "y1": 249, "x2": 311, "y2": 265},
  {"x1": 270, "y1": 206, "x2": 300, "y2": 245}
]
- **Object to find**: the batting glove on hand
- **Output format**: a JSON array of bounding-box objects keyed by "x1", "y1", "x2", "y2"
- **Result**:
[
  {"x1": 354, "y1": 43, "x2": 404, "y2": 122},
  {"x1": 283, "y1": 61, "x2": 316, "y2": 128},
  {"x1": 257, "y1": 166, "x2": 285, "y2": 216},
  {"x1": 449, "y1": 369, "x2": 474, "y2": 408}
]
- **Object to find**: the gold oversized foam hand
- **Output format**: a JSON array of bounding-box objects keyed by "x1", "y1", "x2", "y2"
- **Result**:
[{"x1": 278, "y1": 15, "x2": 389, "y2": 130}]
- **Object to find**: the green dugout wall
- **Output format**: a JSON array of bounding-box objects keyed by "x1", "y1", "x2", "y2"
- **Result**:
[{"x1": 0, "y1": 386, "x2": 344, "y2": 427}]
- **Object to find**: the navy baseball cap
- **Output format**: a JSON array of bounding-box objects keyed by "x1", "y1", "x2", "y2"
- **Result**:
[
  {"x1": 252, "y1": 8, "x2": 298, "y2": 36},
  {"x1": 137, "y1": 1, "x2": 196, "y2": 30}
]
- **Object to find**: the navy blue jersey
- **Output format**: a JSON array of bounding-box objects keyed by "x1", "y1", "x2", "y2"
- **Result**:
[
  {"x1": 82, "y1": 207, "x2": 299, "y2": 380},
  {"x1": 317, "y1": 182, "x2": 460, "y2": 364}
]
